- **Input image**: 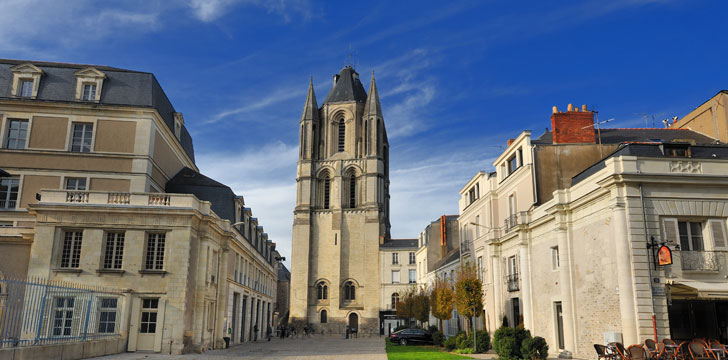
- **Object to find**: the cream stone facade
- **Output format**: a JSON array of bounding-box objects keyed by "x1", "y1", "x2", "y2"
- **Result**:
[
  {"x1": 458, "y1": 102, "x2": 728, "y2": 359},
  {"x1": 379, "y1": 239, "x2": 418, "y2": 335},
  {"x1": 0, "y1": 59, "x2": 279, "y2": 355},
  {"x1": 289, "y1": 66, "x2": 390, "y2": 335}
]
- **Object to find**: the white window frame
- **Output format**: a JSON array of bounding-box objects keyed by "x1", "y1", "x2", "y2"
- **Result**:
[
  {"x1": 551, "y1": 246, "x2": 560, "y2": 270},
  {"x1": 391, "y1": 270, "x2": 400, "y2": 284},
  {"x1": 81, "y1": 83, "x2": 97, "y2": 101},
  {"x1": 392, "y1": 252, "x2": 398, "y2": 265},
  {"x1": 73, "y1": 67, "x2": 106, "y2": 102},
  {"x1": 10, "y1": 63, "x2": 43, "y2": 99},
  {"x1": 65, "y1": 177, "x2": 87, "y2": 191},
  {"x1": 97, "y1": 297, "x2": 118, "y2": 334},
  {"x1": 408, "y1": 269, "x2": 416, "y2": 284},
  {"x1": 102, "y1": 232, "x2": 124, "y2": 270},
  {"x1": 144, "y1": 233, "x2": 166, "y2": 270},
  {"x1": 0, "y1": 177, "x2": 20, "y2": 210},
  {"x1": 60, "y1": 230, "x2": 83, "y2": 269},
  {"x1": 70, "y1": 122, "x2": 94, "y2": 153},
  {"x1": 409, "y1": 252, "x2": 415, "y2": 265},
  {"x1": 4, "y1": 119, "x2": 29, "y2": 149}
]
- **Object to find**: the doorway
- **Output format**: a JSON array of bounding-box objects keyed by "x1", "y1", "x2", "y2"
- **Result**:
[
  {"x1": 555, "y1": 301, "x2": 565, "y2": 350},
  {"x1": 232, "y1": 293, "x2": 239, "y2": 343},
  {"x1": 349, "y1": 313, "x2": 359, "y2": 330},
  {"x1": 668, "y1": 300, "x2": 727, "y2": 342},
  {"x1": 137, "y1": 298, "x2": 159, "y2": 351},
  {"x1": 241, "y1": 296, "x2": 247, "y2": 342}
]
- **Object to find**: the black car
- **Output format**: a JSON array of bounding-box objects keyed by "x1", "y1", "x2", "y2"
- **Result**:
[{"x1": 389, "y1": 328, "x2": 433, "y2": 345}]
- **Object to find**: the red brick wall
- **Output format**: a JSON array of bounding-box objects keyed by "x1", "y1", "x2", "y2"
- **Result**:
[{"x1": 551, "y1": 111, "x2": 596, "y2": 144}]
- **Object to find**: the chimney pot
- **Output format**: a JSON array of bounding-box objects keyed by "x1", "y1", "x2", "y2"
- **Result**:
[
  {"x1": 567, "y1": 104, "x2": 574, "y2": 112},
  {"x1": 582, "y1": 104, "x2": 588, "y2": 111},
  {"x1": 552, "y1": 106, "x2": 558, "y2": 114},
  {"x1": 507, "y1": 138, "x2": 515, "y2": 146}
]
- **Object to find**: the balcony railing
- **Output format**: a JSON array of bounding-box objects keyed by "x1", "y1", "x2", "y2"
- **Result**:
[
  {"x1": 37, "y1": 190, "x2": 209, "y2": 213},
  {"x1": 504, "y1": 214, "x2": 518, "y2": 231},
  {"x1": 680, "y1": 251, "x2": 721, "y2": 271},
  {"x1": 506, "y1": 273, "x2": 520, "y2": 292}
]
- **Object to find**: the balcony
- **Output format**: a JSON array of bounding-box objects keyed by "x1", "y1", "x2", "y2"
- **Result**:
[
  {"x1": 39, "y1": 190, "x2": 203, "y2": 209},
  {"x1": 506, "y1": 273, "x2": 520, "y2": 292},
  {"x1": 504, "y1": 214, "x2": 518, "y2": 232},
  {"x1": 679, "y1": 251, "x2": 721, "y2": 271}
]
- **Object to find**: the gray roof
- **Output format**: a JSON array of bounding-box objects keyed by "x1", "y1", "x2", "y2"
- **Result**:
[
  {"x1": 277, "y1": 263, "x2": 291, "y2": 282},
  {"x1": 572, "y1": 143, "x2": 728, "y2": 185},
  {"x1": 432, "y1": 247, "x2": 460, "y2": 271},
  {"x1": 323, "y1": 66, "x2": 367, "y2": 104},
  {"x1": 532, "y1": 128, "x2": 717, "y2": 145},
  {"x1": 380, "y1": 238, "x2": 418, "y2": 249},
  {"x1": 165, "y1": 167, "x2": 236, "y2": 223},
  {"x1": 0, "y1": 59, "x2": 195, "y2": 162}
]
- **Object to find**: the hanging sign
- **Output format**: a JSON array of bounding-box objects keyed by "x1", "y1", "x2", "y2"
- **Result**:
[{"x1": 657, "y1": 245, "x2": 673, "y2": 266}]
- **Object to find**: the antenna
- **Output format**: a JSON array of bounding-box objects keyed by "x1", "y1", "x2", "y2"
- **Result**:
[
  {"x1": 581, "y1": 110, "x2": 614, "y2": 158},
  {"x1": 346, "y1": 44, "x2": 359, "y2": 69}
]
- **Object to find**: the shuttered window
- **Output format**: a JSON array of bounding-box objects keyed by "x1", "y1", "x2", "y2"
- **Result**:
[
  {"x1": 709, "y1": 219, "x2": 728, "y2": 250},
  {"x1": 662, "y1": 218, "x2": 679, "y2": 245}
]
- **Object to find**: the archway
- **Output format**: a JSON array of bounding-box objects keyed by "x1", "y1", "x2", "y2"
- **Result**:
[{"x1": 349, "y1": 313, "x2": 358, "y2": 330}]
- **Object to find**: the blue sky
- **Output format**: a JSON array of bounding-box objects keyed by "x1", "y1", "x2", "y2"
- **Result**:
[{"x1": 3, "y1": 0, "x2": 727, "y2": 264}]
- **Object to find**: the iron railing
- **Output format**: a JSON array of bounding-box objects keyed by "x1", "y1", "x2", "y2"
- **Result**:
[
  {"x1": 504, "y1": 214, "x2": 518, "y2": 232},
  {"x1": 506, "y1": 273, "x2": 520, "y2": 292},
  {"x1": 0, "y1": 275, "x2": 123, "y2": 348},
  {"x1": 680, "y1": 251, "x2": 721, "y2": 271}
]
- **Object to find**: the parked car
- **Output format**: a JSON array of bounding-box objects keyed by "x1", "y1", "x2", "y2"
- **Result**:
[{"x1": 389, "y1": 328, "x2": 433, "y2": 345}]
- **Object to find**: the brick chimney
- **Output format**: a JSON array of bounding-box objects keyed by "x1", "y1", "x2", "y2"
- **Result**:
[{"x1": 551, "y1": 104, "x2": 596, "y2": 144}]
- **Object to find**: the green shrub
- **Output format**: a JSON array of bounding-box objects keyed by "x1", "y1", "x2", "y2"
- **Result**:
[
  {"x1": 493, "y1": 326, "x2": 532, "y2": 360},
  {"x1": 454, "y1": 347, "x2": 474, "y2": 354},
  {"x1": 455, "y1": 331, "x2": 473, "y2": 350},
  {"x1": 474, "y1": 330, "x2": 491, "y2": 353},
  {"x1": 432, "y1": 331, "x2": 446, "y2": 347},
  {"x1": 444, "y1": 335, "x2": 458, "y2": 351},
  {"x1": 521, "y1": 336, "x2": 549, "y2": 360}
]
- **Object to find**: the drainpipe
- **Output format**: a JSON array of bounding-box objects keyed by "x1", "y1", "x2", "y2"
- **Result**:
[{"x1": 639, "y1": 184, "x2": 658, "y2": 343}]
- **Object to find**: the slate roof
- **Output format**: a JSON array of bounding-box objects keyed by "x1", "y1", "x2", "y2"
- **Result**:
[
  {"x1": 0, "y1": 59, "x2": 195, "y2": 162},
  {"x1": 323, "y1": 66, "x2": 367, "y2": 104},
  {"x1": 571, "y1": 143, "x2": 728, "y2": 186},
  {"x1": 432, "y1": 247, "x2": 460, "y2": 271},
  {"x1": 531, "y1": 128, "x2": 717, "y2": 145},
  {"x1": 277, "y1": 263, "x2": 291, "y2": 282},
  {"x1": 165, "y1": 167, "x2": 236, "y2": 223},
  {"x1": 380, "y1": 238, "x2": 418, "y2": 249}
]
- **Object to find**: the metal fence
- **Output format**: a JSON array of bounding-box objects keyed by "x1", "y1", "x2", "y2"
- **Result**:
[{"x1": 0, "y1": 274, "x2": 123, "y2": 348}]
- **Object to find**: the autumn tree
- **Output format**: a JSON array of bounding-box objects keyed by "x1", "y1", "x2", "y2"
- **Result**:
[
  {"x1": 454, "y1": 261, "x2": 484, "y2": 335},
  {"x1": 396, "y1": 286, "x2": 416, "y2": 327},
  {"x1": 412, "y1": 286, "x2": 431, "y2": 326},
  {"x1": 430, "y1": 274, "x2": 454, "y2": 331}
]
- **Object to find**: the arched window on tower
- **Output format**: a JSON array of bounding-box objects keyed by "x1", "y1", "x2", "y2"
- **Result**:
[
  {"x1": 316, "y1": 281, "x2": 328, "y2": 300},
  {"x1": 391, "y1": 293, "x2": 400, "y2": 310},
  {"x1": 346, "y1": 170, "x2": 356, "y2": 208},
  {"x1": 344, "y1": 281, "x2": 356, "y2": 301},
  {"x1": 338, "y1": 120, "x2": 346, "y2": 152},
  {"x1": 320, "y1": 309, "x2": 328, "y2": 323},
  {"x1": 318, "y1": 171, "x2": 331, "y2": 209}
]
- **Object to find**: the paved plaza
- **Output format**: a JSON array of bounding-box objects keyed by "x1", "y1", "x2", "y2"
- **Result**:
[{"x1": 89, "y1": 335, "x2": 387, "y2": 360}]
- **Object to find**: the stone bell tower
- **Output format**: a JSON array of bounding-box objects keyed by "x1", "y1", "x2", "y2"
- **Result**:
[{"x1": 289, "y1": 66, "x2": 390, "y2": 334}]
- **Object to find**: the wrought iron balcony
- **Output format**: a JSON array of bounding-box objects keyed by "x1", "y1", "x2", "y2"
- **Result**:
[
  {"x1": 506, "y1": 273, "x2": 520, "y2": 292},
  {"x1": 504, "y1": 214, "x2": 518, "y2": 232},
  {"x1": 680, "y1": 250, "x2": 721, "y2": 271}
]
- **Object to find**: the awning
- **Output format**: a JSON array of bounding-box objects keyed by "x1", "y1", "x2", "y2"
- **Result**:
[{"x1": 668, "y1": 279, "x2": 728, "y2": 299}]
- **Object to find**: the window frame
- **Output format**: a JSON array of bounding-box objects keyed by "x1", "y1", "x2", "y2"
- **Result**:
[
  {"x1": 337, "y1": 120, "x2": 346, "y2": 152},
  {"x1": 391, "y1": 270, "x2": 400, "y2": 284},
  {"x1": 59, "y1": 230, "x2": 83, "y2": 269},
  {"x1": 102, "y1": 232, "x2": 125, "y2": 270},
  {"x1": 81, "y1": 83, "x2": 97, "y2": 101},
  {"x1": 70, "y1": 122, "x2": 94, "y2": 153},
  {"x1": 0, "y1": 177, "x2": 20, "y2": 210},
  {"x1": 4, "y1": 118, "x2": 29, "y2": 150},
  {"x1": 392, "y1": 252, "x2": 398, "y2": 265},
  {"x1": 678, "y1": 221, "x2": 705, "y2": 251},
  {"x1": 64, "y1": 177, "x2": 87, "y2": 191},
  {"x1": 408, "y1": 269, "x2": 416, "y2": 284},
  {"x1": 409, "y1": 252, "x2": 415, "y2": 265},
  {"x1": 144, "y1": 233, "x2": 166, "y2": 271},
  {"x1": 97, "y1": 297, "x2": 118, "y2": 333}
]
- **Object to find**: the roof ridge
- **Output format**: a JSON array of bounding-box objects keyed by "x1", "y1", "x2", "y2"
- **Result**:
[
  {"x1": 604, "y1": 127, "x2": 689, "y2": 130},
  {"x1": 0, "y1": 58, "x2": 149, "y2": 74}
]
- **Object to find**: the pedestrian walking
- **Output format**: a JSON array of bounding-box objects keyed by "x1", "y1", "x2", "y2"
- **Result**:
[
  {"x1": 279, "y1": 324, "x2": 285, "y2": 339},
  {"x1": 253, "y1": 324, "x2": 259, "y2": 341},
  {"x1": 303, "y1": 325, "x2": 308, "y2": 337},
  {"x1": 345, "y1": 324, "x2": 350, "y2": 339},
  {"x1": 267, "y1": 324, "x2": 272, "y2": 341}
]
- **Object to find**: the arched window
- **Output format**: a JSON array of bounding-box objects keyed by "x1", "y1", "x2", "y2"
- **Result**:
[
  {"x1": 316, "y1": 282, "x2": 328, "y2": 300},
  {"x1": 320, "y1": 309, "x2": 327, "y2": 323},
  {"x1": 391, "y1": 293, "x2": 400, "y2": 310},
  {"x1": 318, "y1": 171, "x2": 331, "y2": 209},
  {"x1": 338, "y1": 120, "x2": 346, "y2": 152},
  {"x1": 344, "y1": 281, "x2": 356, "y2": 301},
  {"x1": 346, "y1": 170, "x2": 356, "y2": 208}
]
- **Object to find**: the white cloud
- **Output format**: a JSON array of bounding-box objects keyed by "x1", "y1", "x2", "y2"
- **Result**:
[
  {"x1": 207, "y1": 85, "x2": 305, "y2": 124},
  {"x1": 187, "y1": 0, "x2": 313, "y2": 22}
]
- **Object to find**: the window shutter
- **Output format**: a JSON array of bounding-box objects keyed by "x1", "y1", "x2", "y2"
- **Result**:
[
  {"x1": 709, "y1": 219, "x2": 728, "y2": 250},
  {"x1": 662, "y1": 218, "x2": 679, "y2": 245}
]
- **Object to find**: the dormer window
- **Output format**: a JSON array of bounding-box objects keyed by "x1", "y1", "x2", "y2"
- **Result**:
[
  {"x1": 173, "y1": 112, "x2": 184, "y2": 140},
  {"x1": 664, "y1": 144, "x2": 690, "y2": 157},
  {"x1": 10, "y1": 63, "x2": 43, "y2": 99},
  {"x1": 74, "y1": 67, "x2": 106, "y2": 103}
]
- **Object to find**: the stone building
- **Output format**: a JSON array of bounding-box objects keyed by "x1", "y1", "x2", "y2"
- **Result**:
[
  {"x1": 0, "y1": 59, "x2": 278, "y2": 354},
  {"x1": 458, "y1": 101, "x2": 728, "y2": 358},
  {"x1": 378, "y1": 238, "x2": 418, "y2": 335},
  {"x1": 289, "y1": 66, "x2": 391, "y2": 335}
]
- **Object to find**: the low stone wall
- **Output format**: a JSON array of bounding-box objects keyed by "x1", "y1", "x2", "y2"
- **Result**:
[{"x1": 0, "y1": 337, "x2": 126, "y2": 360}]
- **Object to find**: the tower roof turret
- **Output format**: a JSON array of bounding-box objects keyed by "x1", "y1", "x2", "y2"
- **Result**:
[
  {"x1": 323, "y1": 66, "x2": 367, "y2": 104},
  {"x1": 363, "y1": 71, "x2": 382, "y2": 118},
  {"x1": 300, "y1": 77, "x2": 319, "y2": 122}
]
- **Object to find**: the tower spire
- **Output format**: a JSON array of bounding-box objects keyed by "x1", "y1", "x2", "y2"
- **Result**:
[
  {"x1": 301, "y1": 77, "x2": 319, "y2": 122},
  {"x1": 363, "y1": 71, "x2": 382, "y2": 118}
]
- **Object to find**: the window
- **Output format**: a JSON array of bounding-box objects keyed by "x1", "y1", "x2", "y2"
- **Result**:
[
  {"x1": 338, "y1": 120, "x2": 346, "y2": 152},
  {"x1": 65, "y1": 178, "x2": 86, "y2": 191},
  {"x1": 392, "y1": 253, "x2": 399, "y2": 265},
  {"x1": 391, "y1": 270, "x2": 400, "y2": 284},
  {"x1": 507, "y1": 155, "x2": 518, "y2": 174},
  {"x1": 70, "y1": 123, "x2": 93, "y2": 153},
  {"x1": 348, "y1": 172, "x2": 356, "y2": 208},
  {"x1": 140, "y1": 298, "x2": 158, "y2": 333},
  {"x1": 18, "y1": 79, "x2": 33, "y2": 97},
  {"x1": 103, "y1": 232, "x2": 124, "y2": 269},
  {"x1": 551, "y1": 246, "x2": 560, "y2": 269},
  {"x1": 320, "y1": 173, "x2": 331, "y2": 209},
  {"x1": 60, "y1": 231, "x2": 83, "y2": 268},
  {"x1": 408, "y1": 270, "x2": 416, "y2": 284},
  {"x1": 391, "y1": 293, "x2": 400, "y2": 309},
  {"x1": 174, "y1": 121, "x2": 181, "y2": 140},
  {"x1": 320, "y1": 309, "x2": 327, "y2": 323},
  {"x1": 678, "y1": 221, "x2": 704, "y2": 251},
  {"x1": 144, "y1": 233, "x2": 165, "y2": 270},
  {"x1": 409, "y1": 252, "x2": 415, "y2": 265},
  {"x1": 344, "y1": 281, "x2": 356, "y2": 301},
  {"x1": 468, "y1": 187, "x2": 476, "y2": 204},
  {"x1": 664, "y1": 144, "x2": 690, "y2": 157},
  {"x1": 475, "y1": 215, "x2": 481, "y2": 238},
  {"x1": 52, "y1": 297, "x2": 75, "y2": 336},
  {"x1": 5, "y1": 119, "x2": 28, "y2": 149},
  {"x1": 97, "y1": 298, "x2": 118, "y2": 333},
  {"x1": 0, "y1": 221, "x2": 12, "y2": 227},
  {"x1": 81, "y1": 84, "x2": 96, "y2": 101},
  {"x1": 477, "y1": 256, "x2": 483, "y2": 280},
  {"x1": 317, "y1": 282, "x2": 328, "y2": 300},
  {"x1": 0, "y1": 177, "x2": 19, "y2": 209}
]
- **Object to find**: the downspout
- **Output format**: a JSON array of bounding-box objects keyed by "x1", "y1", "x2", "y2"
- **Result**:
[{"x1": 639, "y1": 184, "x2": 658, "y2": 342}]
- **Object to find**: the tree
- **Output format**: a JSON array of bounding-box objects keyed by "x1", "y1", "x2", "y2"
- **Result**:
[
  {"x1": 454, "y1": 261, "x2": 484, "y2": 335},
  {"x1": 396, "y1": 286, "x2": 416, "y2": 327},
  {"x1": 430, "y1": 274, "x2": 454, "y2": 331},
  {"x1": 412, "y1": 286, "x2": 431, "y2": 326}
]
